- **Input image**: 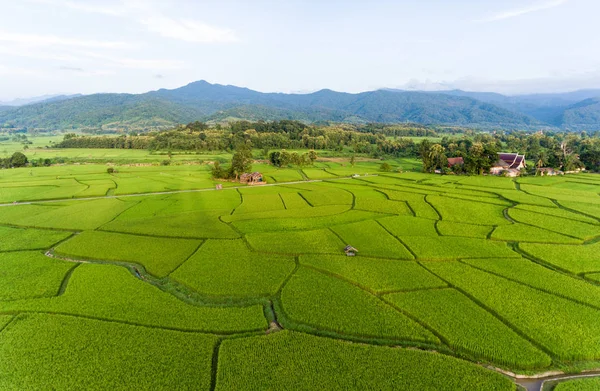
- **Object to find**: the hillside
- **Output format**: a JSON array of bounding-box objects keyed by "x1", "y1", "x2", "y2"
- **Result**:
[
  {"x1": 557, "y1": 98, "x2": 600, "y2": 129},
  {"x1": 0, "y1": 81, "x2": 541, "y2": 131},
  {"x1": 435, "y1": 89, "x2": 600, "y2": 128}
]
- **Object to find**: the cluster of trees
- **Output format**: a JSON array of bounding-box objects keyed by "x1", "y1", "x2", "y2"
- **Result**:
[
  {"x1": 51, "y1": 120, "x2": 600, "y2": 173},
  {"x1": 419, "y1": 135, "x2": 502, "y2": 175},
  {"x1": 269, "y1": 150, "x2": 318, "y2": 167},
  {"x1": 56, "y1": 134, "x2": 152, "y2": 149},
  {"x1": 54, "y1": 121, "x2": 431, "y2": 155},
  {"x1": 0, "y1": 152, "x2": 28, "y2": 168},
  {"x1": 419, "y1": 130, "x2": 600, "y2": 174},
  {"x1": 211, "y1": 144, "x2": 253, "y2": 180},
  {"x1": 495, "y1": 131, "x2": 596, "y2": 172}
]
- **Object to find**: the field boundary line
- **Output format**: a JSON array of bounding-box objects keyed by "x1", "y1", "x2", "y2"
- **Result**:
[
  {"x1": 57, "y1": 263, "x2": 81, "y2": 296},
  {"x1": 168, "y1": 240, "x2": 206, "y2": 277},
  {"x1": 300, "y1": 265, "x2": 447, "y2": 348},
  {"x1": 0, "y1": 314, "x2": 18, "y2": 335},
  {"x1": 45, "y1": 250, "x2": 270, "y2": 307},
  {"x1": 0, "y1": 310, "x2": 267, "y2": 336},
  {"x1": 210, "y1": 339, "x2": 222, "y2": 391},
  {"x1": 0, "y1": 175, "x2": 380, "y2": 207},
  {"x1": 417, "y1": 261, "x2": 556, "y2": 360},
  {"x1": 457, "y1": 259, "x2": 600, "y2": 312}
]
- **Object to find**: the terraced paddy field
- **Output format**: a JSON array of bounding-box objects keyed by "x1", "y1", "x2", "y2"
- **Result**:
[{"x1": 0, "y1": 164, "x2": 599, "y2": 390}]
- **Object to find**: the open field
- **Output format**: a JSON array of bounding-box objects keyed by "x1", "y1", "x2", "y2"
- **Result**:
[{"x1": 0, "y1": 163, "x2": 599, "y2": 389}]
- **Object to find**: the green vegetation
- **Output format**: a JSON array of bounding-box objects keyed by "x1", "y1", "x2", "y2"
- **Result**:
[
  {"x1": 217, "y1": 331, "x2": 516, "y2": 391},
  {"x1": 55, "y1": 231, "x2": 202, "y2": 277},
  {"x1": 0, "y1": 313, "x2": 217, "y2": 390},
  {"x1": 385, "y1": 288, "x2": 551, "y2": 368},
  {"x1": 1, "y1": 264, "x2": 267, "y2": 332},
  {"x1": 280, "y1": 267, "x2": 437, "y2": 342},
  {"x1": 425, "y1": 261, "x2": 600, "y2": 361},
  {"x1": 246, "y1": 228, "x2": 345, "y2": 254},
  {"x1": 299, "y1": 254, "x2": 446, "y2": 293},
  {"x1": 0, "y1": 251, "x2": 73, "y2": 301},
  {"x1": 553, "y1": 377, "x2": 600, "y2": 391},
  {"x1": 508, "y1": 209, "x2": 599, "y2": 240},
  {"x1": 0, "y1": 160, "x2": 599, "y2": 388},
  {"x1": 171, "y1": 240, "x2": 295, "y2": 297},
  {"x1": 331, "y1": 220, "x2": 414, "y2": 259},
  {"x1": 0, "y1": 226, "x2": 71, "y2": 251},
  {"x1": 402, "y1": 236, "x2": 519, "y2": 259},
  {"x1": 519, "y1": 242, "x2": 600, "y2": 274}
]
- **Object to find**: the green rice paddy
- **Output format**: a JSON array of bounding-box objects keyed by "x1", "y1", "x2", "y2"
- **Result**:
[{"x1": 0, "y1": 162, "x2": 599, "y2": 389}]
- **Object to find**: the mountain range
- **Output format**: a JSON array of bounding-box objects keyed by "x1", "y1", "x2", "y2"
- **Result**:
[{"x1": 1, "y1": 81, "x2": 600, "y2": 131}]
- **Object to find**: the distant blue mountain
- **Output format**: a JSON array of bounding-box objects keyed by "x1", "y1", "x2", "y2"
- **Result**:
[{"x1": 1, "y1": 81, "x2": 599, "y2": 130}]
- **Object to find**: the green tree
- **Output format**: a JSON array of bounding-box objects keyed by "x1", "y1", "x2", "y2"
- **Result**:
[
  {"x1": 308, "y1": 150, "x2": 318, "y2": 164},
  {"x1": 231, "y1": 144, "x2": 253, "y2": 180},
  {"x1": 9, "y1": 152, "x2": 28, "y2": 167},
  {"x1": 350, "y1": 155, "x2": 356, "y2": 166},
  {"x1": 380, "y1": 162, "x2": 392, "y2": 172}
]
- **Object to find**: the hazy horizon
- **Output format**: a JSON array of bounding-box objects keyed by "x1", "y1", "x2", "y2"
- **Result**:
[{"x1": 1, "y1": 0, "x2": 599, "y2": 101}]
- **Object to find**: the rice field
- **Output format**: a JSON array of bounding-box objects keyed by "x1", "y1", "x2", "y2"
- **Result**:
[{"x1": 0, "y1": 163, "x2": 598, "y2": 389}]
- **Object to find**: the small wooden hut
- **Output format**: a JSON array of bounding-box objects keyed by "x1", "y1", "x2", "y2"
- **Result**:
[
  {"x1": 344, "y1": 245, "x2": 358, "y2": 257},
  {"x1": 240, "y1": 172, "x2": 263, "y2": 184}
]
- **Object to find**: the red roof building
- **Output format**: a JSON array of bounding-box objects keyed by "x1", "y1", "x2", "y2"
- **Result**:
[{"x1": 447, "y1": 157, "x2": 464, "y2": 167}]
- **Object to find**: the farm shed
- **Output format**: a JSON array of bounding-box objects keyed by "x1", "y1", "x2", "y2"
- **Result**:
[
  {"x1": 344, "y1": 245, "x2": 358, "y2": 257},
  {"x1": 447, "y1": 157, "x2": 464, "y2": 168},
  {"x1": 239, "y1": 172, "x2": 264, "y2": 184}
]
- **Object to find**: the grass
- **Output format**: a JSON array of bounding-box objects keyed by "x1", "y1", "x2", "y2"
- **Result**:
[
  {"x1": 246, "y1": 228, "x2": 345, "y2": 255},
  {"x1": 377, "y1": 215, "x2": 438, "y2": 237},
  {"x1": 0, "y1": 226, "x2": 71, "y2": 251},
  {"x1": 402, "y1": 236, "x2": 519, "y2": 260},
  {"x1": 216, "y1": 330, "x2": 516, "y2": 391},
  {"x1": 6, "y1": 198, "x2": 136, "y2": 230},
  {"x1": 299, "y1": 255, "x2": 446, "y2": 293},
  {"x1": 331, "y1": 220, "x2": 414, "y2": 259},
  {"x1": 425, "y1": 261, "x2": 600, "y2": 361},
  {"x1": 280, "y1": 267, "x2": 438, "y2": 342},
  {"x1": 1, "y1": 263, "x2": 267, "y2": 333},
  {"x1": 437, "y1": 221, "x2": 494, "y2": 238},
  {"x1": 385, "y1": 288, "x2": 551, "y2": 368},
  {"x1": 55, "y1": 231, "x2": 202, "y2": 277},
  {"x1": 2, "y1": 163, "x2": 600, "y2": 382},
  {"x1": 171, "y1": 239, "x2": 295, "y2": 297},
  {"x1": 519, "y1": 242, "x2": 600, "y2": 274},
  {"x1": 0, "y1": 251, "x2": 73, "y2": 301},
  {"x1": 553, "y1": 378, "x2": 600, "y2": 391},
  {"x1": 0, "y1": 313, "x2": 217, "y2": 390},
  {"x1": 428, "y1": 195, "x2": 510, "y2": 226},
  {"x1": 508, "y1": 209, "x2": 599, "y2": 240},
  {"x1": 491, "y1": 223, "x2": 582, "y2": 244},
  {"x1": 461, "y1": 258, "x2": 600, "y2": 309},
  {"x1": 232, "y1": 209, "x2": 381, "y2": 233}
]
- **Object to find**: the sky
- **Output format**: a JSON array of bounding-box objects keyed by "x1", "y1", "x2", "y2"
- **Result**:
[{"x1": 0, "y1": 0, "x2": 599, "y2": 101}]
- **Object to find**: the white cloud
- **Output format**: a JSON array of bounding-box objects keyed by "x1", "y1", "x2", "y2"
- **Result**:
[
  {"x1": 138, "y1": 15, "x2": 239, "y2": 43},
  {"x1": 0, "y1": 31, "x2": 127, "y2": 49},
  {"x1": 27, "y1": 0, "x2": 240, "y2": 44},
  {"x1": 476, "y1": 0, "x2": 570, "y2": 23},
  {"x1": 26, "y1": 0, "x2": 127, "y2": 16},
  {"x1": 80, "y1": 51, "x2": 185, "y2": 70},
  {"x1": 0, "y1": 65, "x2": 46, "y2": 77}
]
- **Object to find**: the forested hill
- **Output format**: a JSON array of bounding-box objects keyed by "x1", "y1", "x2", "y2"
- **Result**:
[
  {"x1": 430, "y1": 89, "x2": 600, "y2": 129},
  {"x1": 0, "y1": 81, "x2": 541, "y2": 131}
]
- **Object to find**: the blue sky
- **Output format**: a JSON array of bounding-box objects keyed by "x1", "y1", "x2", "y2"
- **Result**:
[{"x1": 0, "y1": 0, "x2": 598, "y2": 100}]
